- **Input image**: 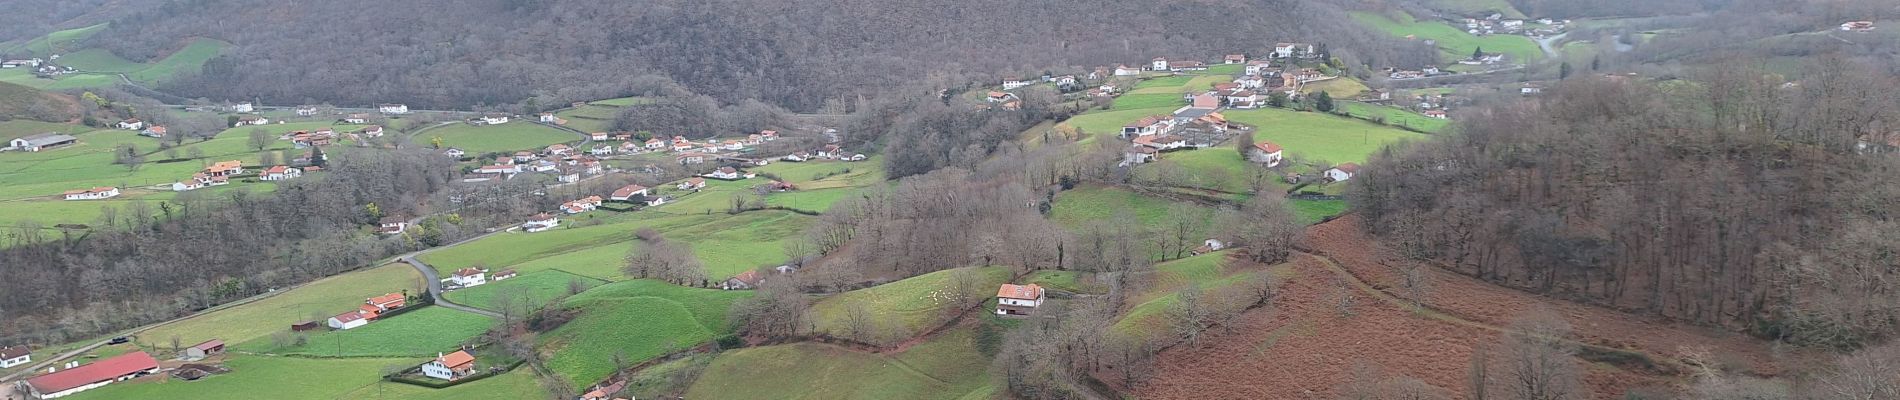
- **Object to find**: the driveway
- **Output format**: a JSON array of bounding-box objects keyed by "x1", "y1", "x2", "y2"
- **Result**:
[{"x1": 401, "y1": 251, "x2": 503, "y2": 318}]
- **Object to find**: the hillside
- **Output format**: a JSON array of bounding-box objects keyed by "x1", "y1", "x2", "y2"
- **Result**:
[
  {"x1": 86, "y1": 0, "x2": 1435, "y2": 110},
  {"x1": 0, "y1": 81, "x2": 79, "y2": 122}
]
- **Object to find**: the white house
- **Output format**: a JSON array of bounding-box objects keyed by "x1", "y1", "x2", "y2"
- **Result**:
[
  {"x1": 1150, "y1": 57, "x2": 1170, "y2": 71},
  {"x1": 139, "y1": 126, "x2": 167, "y2": 138},
  {"x1": 1244, "y1": 60, "x2": 1273, "y2": 76},
  {"x1": 10, "y1": 133, "x2": 78, "y2": 152},
  {"x1": 1193, "y1": 239, "x2": 1227, "y2": 255},
  {"x1": 1249, "y1": 141, "x2": 1284, "y2": 167},
  {"x1": 260, "y1": 165, "x2": 302, "y2": 181},
  {"x1": 295, "y1": 105, "x2": 319, "y2": 116},
  {"x1": 0, "y1": 346, "x2": 30, "y2": 368},
  {"x1": 230, "y1": 102, "x2": 254, "y2": 113},
  {"x1": 540, "y1": 113, "x2": 560, "y2": 123},
  {"x1": 376, "y1": 216, "x2": 410, "y2": 234},
  {"x1": 1121, "y1": 115, "x2": 1173, "y2": 137},
  {"x1": 327, "y1": 311, "x2": 368, "y2": 330},
  {"x1": 479, "y1": 114, "x2": 510, "y2": 125},
  {"x1": 1132, "y1": 135, "x2": 1187, "y2": 150},
  {"x1": 1274, "y1": 42, "x2": 1313, "y2": 58},
  {"x1": 610, "y1": 184, "x2": 649, "y2": 201},
  {"x1": 706, "y1": 166, "x2": 745, "y2": 180},
  {"x1": 234, "y1": 115, "x2": 270, "y2": 127},
  {"x1": 343, "y1": 114, "x2": 370, "y2": 124},
  {"x1": 1123, "y1": 145, "x2": 1157, "y2": 166},
  {"x1": 444, "y1": 148, "x2": 466, "y2": 158},
  {"x1": 1001, "y1": 77, "x2": 1034, "y2": 90},
  {"x1": 1114, "y1": 65, "x2": 1142, "y2": 76},
  {"x1": 1325, "y1": 163, "x2": 1360, "y2": 182},
  {"x1": 522, "y1": 213, "x2": 560, "y2": 232},
  {"x1": 116, "y1": 118, "x2": 143, "y2": 130},
  {"x1": 378, "y1": 103, "x2": 409, "y2": 114},
  {"x1": 677, "y1": 177, "x2": 707, "y2": 190},
  {"x1": 675, "y1": 152, "x2": 707, "y2": 165},
  {"x1": 421, "y1": 351, "x2": 478, "y2": 381},
  {"x1": 995, "y1": 284, "x2": 1045, "y2": 316},
  {"x1": 61, "y1": 187, "x2": 120, "y2": 201},
  {"x1": 450, "y1": 268, "x2": 487, "y2": 287}
]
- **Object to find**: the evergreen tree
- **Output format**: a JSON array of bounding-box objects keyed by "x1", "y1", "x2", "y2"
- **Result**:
[
  {"x1": 1267, "y1": 92, "x2": 1290, "y2": 108},
  {"x1": 309, "y1": 144, "x2": 327, "y2": 167},
  {"x1": 1472, "y1": 47, "x2": 1484, "y2": 60},
  {"x1": 1559, "y1": 62, "x2": 1572, "y2": 79},
  {"x1": 1313, "y1": 92, "x2": 1335, "y2": 113}
]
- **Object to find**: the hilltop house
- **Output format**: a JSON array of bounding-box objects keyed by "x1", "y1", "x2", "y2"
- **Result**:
[
  {"x1": 61, "y1": 187, "x2": 120, "y2": 201},
  {"x1": 116, "y1": 118, "x2": 143, "y2": 130},
  {"x1": 9, "y1": 133, "x2": 78, "y2": 152},
  {"x1": 21, "y1": 351, "x2": 159, "y2": 399},
  {"x1": 376, "y1": 216, "x2": 410, "y2": 235},
  {"x1": 260, "y1": 165, "x2": 303, "y2": 181},
  {"x1": 1, "y1": 346, "x2": 30, "y2": 368},
  {"x1": 723, "y1": 270, "x2": 763, "y2": 290},
  {"x1": 522, "y1": 213, "x2": 560, "y2": 232},
  {"x1": 1274, "y1": 42, "x2": 1314, "y2": 58},
  {"x1": 995, "y1": 284, "x2": 1045, "y2": 316},
  {"x1": 678, "y1": 177, "x2": 707, "y2": 190},
  {"x1": 328, "y1": 311, "x2": 368, "y2": 330},
  {"x1": 1325, "y1": 163, "x2": 1360, "y2": 182},
  {"x1": 421, "y1": 351, "x2": 478, "y2": 381},
  {"x1": 378, "y1": 104, "x2": 409, "y2": 114},
  {"x1": 182, "y1": 339, "x2": 224, "y2": 360},
  {"x1": 450, "y1": 268, "x2": 488, "y2": 287},
  {"x1": 1249, "y1": 142, "x2": 1285, "y2": 167}
]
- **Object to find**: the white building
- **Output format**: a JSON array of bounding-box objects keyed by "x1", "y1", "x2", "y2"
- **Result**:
[
  {"x1": 61, "y1": 187, "x2": 120, "y2": 200},
  {"x1": 450, "y1": 268, "x2": 487, "y2": 287},
  {"x1": 1249, "y1": 142, "x2": 1284, "y2": 167},
  {"x1": 230, "y1": 102, "x2": 254, "y2": 113},
  {"x1": 995, "y1": 284, "x2": 1045, "y2": 316},
  {"x1": 1325, "y1": 163, "x2": 1359, "y2": 182},
  {"x1": 327, "y1": 312, "x2": 368, "y2": 330},
  {"x1": 0, "y1": 346, "x2": 30, "y2": 368},
  {"x1": 378, "y1": 104, "x2": 410, "y2": 114},
  {"x1": 522, "y1": 213, "x2": 560, "y2": 232},
  {"x1": 116, "y1": 118, "x2": 143, "y2": 130},
  {"x1": 421, "y1": 351, "x2": 477, "y2": 381}
]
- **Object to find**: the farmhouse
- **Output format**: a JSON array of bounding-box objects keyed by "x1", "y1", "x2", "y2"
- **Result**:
[
  {"x1": 1192, "y1": 239, "x2": 1226, "y2": 255},
  {"x1": 360, "y1": 125, "x2": 385, "y2": 137},
  {"x1": 234, "y1": 115, "x2": 270, "y2": 126},
  {"x1": 561, "y1": 196, "x2": 603, "y2": 214},
  {"x1": 580, "y1": 380, "x2": 628, "y2": 400},
  {"x1": 544, "y1": 113, "x2": 564, "y2": 123},
  {"x1": 1114, "y1": 65, "x2": 1141, "y2": 76},
  {"x1": 479, "y1": 113, "x2": 510, "y2": 125},
  {"x1": 995, "y1": 284, "x2": 1045, "y2": 316},
  {"x1": 328, "y1": 311, "x2": 368, "y2": 330},
  {"x1": 173, "y1": 173, "x2": 228, "y2": 191},
  {"x1": 1325, "y1": 163, "x2": 1360, "y2": 182},
  {"x1": 590, "y1": 145, "x2": 615, "y2": 156},
  {"x1": 494, "y1": 269, "x2": 518, "y2": 281},
  {"x1": 116, "y1": 118, "x2": 143, "y2": 130},
  {"x1": 182, "y1": 339, "x2": 224, "y2": 359},
  {"x1": 522, "y1": 213, "x2": 560, "y2": 232},
  {"x1": 451, "y1": 268, "x2": 488, "y2": 287},
  {"x1": 230, "y1": 102, "x2": 254, "y2": 113},
  {"x1": 9, "y1": 133, "x2": 78, "y2": 152},
  {"x1": 377, "y1": 216, "x2": 411, "y2": 234},
  {"x1": 783, "y1": 151, "x2": 809, "y2": 162},
  {"x1": 1122, "y1": 115, "x2": 1174, "y2": 137},
  {"x1": 705, "y1": 166, "x2": 752, "y2": 180},
  {"x1": 378, "y1": 103, "x2": 410, "y2": 114},
  {"x1": 343, "y1": 114, "x2": 370, "y2": 124},
  {"x1": 546, "y1": 143, "x2": 573, "y2": 155},
  {"x1": 445, "y1": 148, "x2": 466, "y2": 158},
  {"x1": 421, "y1": 350, "x2": 478, "y2": 381},
  {"x1": 261, "y1": 165, "x2": 303, "y2": 181},
  {"x1": 295, "y1": 105, "x2": 319, "y2": 116},
  {"x1": 678, "y1": 177, "x2": 707, "y2": 190},
  {"x1": 1132, "y1": 135, "x2": 1187, "y2": 150},
  {"x1": 1274, "y1": 42, "x2": 1314, "y2": 58},
  {"x1": 1123, "y1": 145, "x2": 1157, "y2": 165},
  {"x1": 1223, "y1": 54, "x2": 1247, "y2": 64},
  {"x1": 1244, "y1": 60, "x2": 1273, "y2": 75},
  {"x1": 1249, "y1": 141, "x2": 1284, "y2": 167},
  {"x1": 1, "y1": 345, "x2": 30, "y2": 368},
  {"x1": 676, "y1": 152, "x2": 708, "y2": 165},
  {"x1": 21, "y1": 351, "x2": 159, "y2": 399},
  {"x1": 1423, "y1": 109, "x2": 1448, "y2": 119},
  {"x1": 61, "y1": 187, "x2": 120, "y2": 201},
  {"x1": 362, "y1": 293, "x2": 406, "y2": 313},
  {"x1": 723, "y1": 270, "x2": 763, "y2": 290}
]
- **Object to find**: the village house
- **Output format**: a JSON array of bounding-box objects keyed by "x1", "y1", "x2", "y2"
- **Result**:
[
  {"x1": 1053, "y1": 75, "x2": 1078, "y2": 88},
  {"x1": 376, "y1": 215, "x2": 411, "y2": 234},
  {"x1": 580, "y1": 380, "x2": 628, "y2": 400},
  {"x1": 343, "y1": 114, "x2": 370, "y2": 124},
  {"x1": 230, "y1": 102, "x2": 254, "y2": 113},
  {"x1": 1224, "y1": 89, "x2": 1261, "y2": 109},
  {"x1": 759, "y1": 129, "x2": 780, "y2": 141},
  {"x1": 295, "y1": 105, "x2": 319, "y2": 116},
  {"x1": 451, "y1": 268, "x2": 488, "y2": 287},
  {"x1": 1223, "y1": 54, "x2": 1247, "y2": 64},
  {"x1": 61, "y1": 187, "x2": 120, "y2": 201},
  {"x1": 1132, "y1": 135, "x2": 1187, "y2": 150},
  {"x1": 116, "y1": 118, "x2": 143, "y2": 130},
  {"x1": 1192, "y1": 239, "x2": 1227, "y2": 255},
  {"x1": 1114, "y1": 65, "x2": 1142, "y2": 76},
  {"x1": 1325, "y1": 163, "x2": 1360, "y2": 182},
  {"x1": 676, "y1": 152, "x2": 708, "y2": 165},
  {"x1": 9, "y1": 133, "x2": 78, "y2": 152},
  {"x1": 678, "y1": 177, "x2": 707, "y2": 190},
  {"x1": 479, "y1": 114, "x2": 510, "y2": 125},
  {"x1": 1121, "y1": 115, "x2": 1174, "y2": 137},
  {"x1": 493, "y1": 269, "x2": 518, "y2": 281},
  {"x1": 1841, "y1": 21, "x2": 1875, "y2": 32},
  {"x1": 545, "y1": 143, "x2": 573, "y2": 156},
  {"x1": 182, "y1": 339, "x2": 224, "y2": 360},
  {"x1": 233, "y1": 115, "x2": 270, "y2": 127},
  {"x1": 723, "y1": 270, "x2": 763, "y2": 290},
  {"x1": 1274, "y1": 42, "x2": 1314, "y2": 58},
  {"x1": 995, "y1": 284, "x2": 1045, "y2": 316},
  {"x1": 378, "y1": 103, "x2": 409, "y2": 114},
  {"x1": 421, "y1": 350, "x2": 478, "y2": 381},
  {"x1": 1123, "y1": 145, "x2": 1158, "y2": 166},
  {"x1": 705, "y1": 166, "x2": 752, "y2": 180},
  {"x1": 1001, "y1": 76, "x2": 1034, "y2": 90},
  {"x1": 1235, "y1": 75, "x2": 1266, "y2": 89},
  {"x1": 643, "y1": 196, "x2": 670, "y2": 207},
  {"x1": 557, "y1": 167, "x2": 581, "y2": 183},
  {"x1": 1150, "y1": 57, "x2": 1170, "y2": 71},
  {"x1": 1423, "y1": 109, "x2": 1448, "y2": 119},
  {"x1": 1, "y1": 345, "x2": 31, "y2": 368},
  {"x1": 783, "y1": 151, "x2": 810, "y2": 162},
  {"x1": 542, "y1": 113, "x2": 562, "y2": 123},
  {"x1": 328, "y1": 310, "x2": 369, "y2": 330},
  {"x1": 21, "y1": 351, "x2": 160, "y2": 399},
  {"x1": 172, "y1": 173, "x2": 227, "y2": 191},
  {"x1": 444, "y1": 148, "x2": 466, "y2": 158},
  {"x1": 139, "y1": 126, "x2": 167, "y2": 138},
  {"x1": 1249, "y1": 141, "x2": 1284, "y2": 167},
  {"x1": 204, "y1": 160, "x2": 244, "y2": 177},
  {"x1": 522, "y1": 213, "x2": 560, "y2": 232},
  {"x1": 588, "y1": 131, "x2": 610, "y2": 141},
  {"x1": 367, "y1": 293, "x2": 406, "y2": 311},
  {"x1": 260, "y1": 165, "x2": 302, "y2": 181},
  {"x1": 562, "y1": 196, "x2": 603, "y2": 214},
  {"x1": 1244, "y1": 60, "x2": 1273, "y2": 76},
  {"x1": 361, "y1": 125, "x2": 384, "y2": 137},
  {"x1": 590, "y1": 145, "x2": 615, "y2": 156}
]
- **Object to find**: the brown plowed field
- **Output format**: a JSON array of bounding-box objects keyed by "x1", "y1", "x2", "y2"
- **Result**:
[{"x1": 1128, "y1": 216, "x2": 1812, "y2": 399}]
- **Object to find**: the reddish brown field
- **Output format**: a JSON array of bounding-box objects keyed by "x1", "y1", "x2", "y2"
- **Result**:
[{"x1": 1129, "y1": 216, "x2": 1806, "y2": 400}]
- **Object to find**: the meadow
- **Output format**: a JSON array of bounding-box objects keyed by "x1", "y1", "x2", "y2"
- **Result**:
[
  {"x1": 686, "y1": 325, "x2": 993, "y2": 400},
  {"x1": 1289, "y1": 199, "x2": 1349, "y2": 224},
  {"x1": 442, "y1": 270, "x2": 609, "y2": 311},
  {"x1": 1058, "y1": 106, "x2": 1178, "y2": 139},
  {"x1": 336, "y1": 368, "x2": 549, "y2": 400},
  {"x1": 1047, "y1": 184, "x2": 1218, "y2": 233},
  {"x1": 807, "y1": 266, "x2": 1011, "y2": 339},
  {"x1": 420, "y1": 122, "x2": 575, "y2": 154},
  {"x1": 1221, "y1": 107, "x2": 1426, "y2": 164},
  {"x1": 1350, "y1": 11, "x2": 1543, "y2": 63},
  {"x1": 1138, "y1": 148, "x2": 1270, "y2": 194},
  {"x1": 1109, "y1": 93, "x2": 1185, "y2": 110},
  {"x1": 136, "y1": 263, "x2": 421, "y2": 348},
  {"x1": 64, "y1": 355, "x2": 423, "y2": 400},
  {"x1": 1300, "y1": 78, "x2": 1370, "y2": 98},
  {"x1": 1111, "y1": 251, "x2": 1278, "y2": 341},
  {"x1": 235, "y1": 306, "x2": 495, "y2": 357},
  {"x1": 1339, "y1": 101, "x2": 1450, "y2": 133},
  {"x1": 0, "y1": 28, "x2": 227, "y2": 89},
  {"x1": 1, "y1": 24, "x2": 106, "y2": 56},
  {"x1": 543, "y1": 279, "x2": 751, "y2": 390}
]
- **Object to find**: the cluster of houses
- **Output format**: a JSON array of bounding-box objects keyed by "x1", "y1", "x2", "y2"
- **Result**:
[
  {"x1": 0, "y1": 57, "x2": 44, "y2": 69},
  {"x1": 521, "y1": 212, "x2": 561, "y2": 232},
  {"x1": 561, "y1": 195, "x2": 603, "y2": 214},
  {"x1": 287, "y1": 126, "x2": 383, "y2": 148},
  {"x1": 1460, "y1": 14, "x2": 1567, "y2": 37},
  {"x1": 324, "y1": 292, "x2": 410, "y2": 330},
  {"x1": 172, "y1": 160, "x2": 254, "y2": 191},
  {"x1": 782, "y1": 144, "x2": 864, "y2": 163},
  {"x1": 1118, "y1": 94, "x2": 1241, "y2": 165},
  {"x1": 467, "y1": 144, "x2": 605, "y2": 183}
]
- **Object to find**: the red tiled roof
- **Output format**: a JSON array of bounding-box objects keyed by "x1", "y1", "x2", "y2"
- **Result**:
[
  {"x1": 26, "y1": 351, "x2": 158, "y2": 394},
  {"x1": 731, "y1": 270, "x2": 763, "y2": 285},
  {"x1": 190, "y1": 339, "x2": 223, "y2": 351},
  {"x1": 437, "y1": 350, "x2": 476, "y2": 369},
  {"x1": 1, "y1": 345, "x2": 28, "y2": 359},
  {"x1": 1254, "y1": 142, "x2": 1283, "y2": 153},
  {"x1": 369, "y1": 293, "x2": 404, "y2": 306},
  {"x1": 1335, "y1": 163, "x2": 1361, "y2": 173},
  {"x1": 454, "y1": 268, "x2": 483, "y2": 277},
  {"x1": 997, "y1": 284, "x2": 1044, "y2": 300}
]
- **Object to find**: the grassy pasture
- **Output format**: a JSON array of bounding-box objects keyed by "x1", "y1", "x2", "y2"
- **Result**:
[
  {"x1": 137, "y1": 263, "x2": 421, "y2": 349},
  {"x1": 1048, "y1": 184, "x2": 1218, "y2": 233},
  {"x1": 1339, "y1": 101, "x2": 1450, "y2": 133},
  {"x1": 1300, "y1": 78, "x2": 1370, "y2": 98},
  {"x1": 422, "y1": 121, "x2": 575, "y2": 154},
  {"x1": 442, "y1": 270, "x2": 609, "y2": 311},
  {"x1": 1221, "y1": 107, "x2": 1425, "y2": 164},
  {"x1": 808, "y1": 266, "x2": 1011, "y2": 340},
  {"x1": 1110, "y1": 93, "x2": 1184, "y2": 111},
  {"x1": 235, "y1": 306, "x2": 494, "y2": 357},
  {"x1": 1137, "y1": 148, "x2": 1270, "y2": 194},
  {"x1": 542, "y1": 279, "x2": 751, "y2": 390},
  {"x1": 63, "y1": 355, "x2": 419, "y2": 400},
  {"x1": 1351, "y1": 11, "x2": 1542, "y2": 63},
  {"x1": 1057, "y1": 106, "x2": 1177, "y2": 140},
  {"x1": 687, "y1": 325, "x2": 992, "y2": 400}
]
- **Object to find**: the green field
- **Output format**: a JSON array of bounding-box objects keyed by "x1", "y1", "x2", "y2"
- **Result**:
[
  {"x1": 1023, "y1": 270, "x2": 1107, "y2": 294},
  {"x1": 808, "y1": 266, "x2": 1011, "y2": 341},
  {"x1": 1048, "y1": 184, "x2": 1217, "y2": 233},
  {"x1": 2, "y1": 24, "x2": 106, "y2": 56},
  {"x1": 1424, "y1": 0, "x2": 1525, "y2": 18},
  {"x1": 127, "y1": 38, "x2": 229, "y2": 84},
  {"x1": 235, "y1": 306, "x2": 495, "y2": 357},
  {"x1": 1289, "y1": 199, "x2": 1348, "y2": 224},
  {"x1": 687, "y1": 325, "x2": 992, "y2": 400},
  {"x1": 1110, "y1": 93, "x2": 1185, "y2": 111},
  {"x1": 1351, "y1": 11, "x2": 1542, "y2": 63},
  {"x1": 1222, "y1": 107, "x2": 1426, "y2": 164},
  {"x1": 589, "y1": 96, "x2": 654, "y2": 107},
  {"x1": 1138, "y1": 148, "x2": 1271, "y2": 194},
  {"x1": 553, "y1": 103, "x2": 625, "y2": 133},
  {"x1": 64, "y1": 355, "x2": 423, "y2": 400},
  {"x1": 0, "y1": 120, "x2": 96, "y2": 141},
  {"x1": 421, "y1": 122, "x2": 575, "y2": 154},
  {"x1": 137, "y1": 263, "x2": 422, "y2": 348},
  {"x1": 543, "y1": 279, "x2": 752, "y2": 390},
  {"x1": 1129, "y1": 76, "x2": 1193, "y2": 94},
  {"x1": 1111, "y1": 251, "x2": 1272, "y2": 340},
  {"x1": 0, "y1": 34, "x2": 227, "y2": 89},
  {"x1": 57, "y1": 49, "x2": 145, "y2": 73},
  {"x1": 765, "y1": 187, "x2": 860, "y2": 213},
  {"x1": 443, "y1": 270, "x2": 609, "y2": 311},
  {"x1": 338, "y1": 368, "x2": 548, "y2": 400},
  {"x1": 1339, "y1": 101, "x2": 1450, "y2": 133},
  {"x1": 1300, "y1": 78, "x2": 1370, "y2": 98},
  {"x1": 1058, "y1": 106, "x2": 1177, "y2": 139}
]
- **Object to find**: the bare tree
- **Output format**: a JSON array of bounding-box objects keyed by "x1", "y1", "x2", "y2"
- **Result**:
[
  {"x1": 1809, "y1": 342, "x2": 1900, "y2": 399},
  {"x1": 248, "y1": 128, "x2": 272, "y2": 151},
  {"x1": 1493, "y1": 308, "x2": 1582, "y2": 400},
  {"x1": 1167, "y1": 284, "x2": 1213, "y2": 346}
]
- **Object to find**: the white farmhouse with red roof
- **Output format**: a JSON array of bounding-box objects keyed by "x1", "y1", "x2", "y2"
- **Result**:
[
  {"x1": 421, "y1": 350, "x2": 478, "y2": 381},
  {"x1": 996, "y1": 284, "x2": 1045, "y2": 316},
  {"x1": 1249, "y1": 141, "x2": 1284, "y2": 167}
]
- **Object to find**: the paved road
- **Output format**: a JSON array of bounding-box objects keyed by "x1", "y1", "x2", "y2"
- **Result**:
[{"x1": 399, "y1": 243, "x2": 505, "y2": 319}]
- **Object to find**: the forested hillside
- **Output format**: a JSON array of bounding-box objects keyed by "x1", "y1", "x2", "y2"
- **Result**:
[
  {"x1": 91, "y1": 0, "x2": 1434, "y2": 111},
  {"x1": 1350, "y1": 58, "x2": 1900, "y2": 348}
]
